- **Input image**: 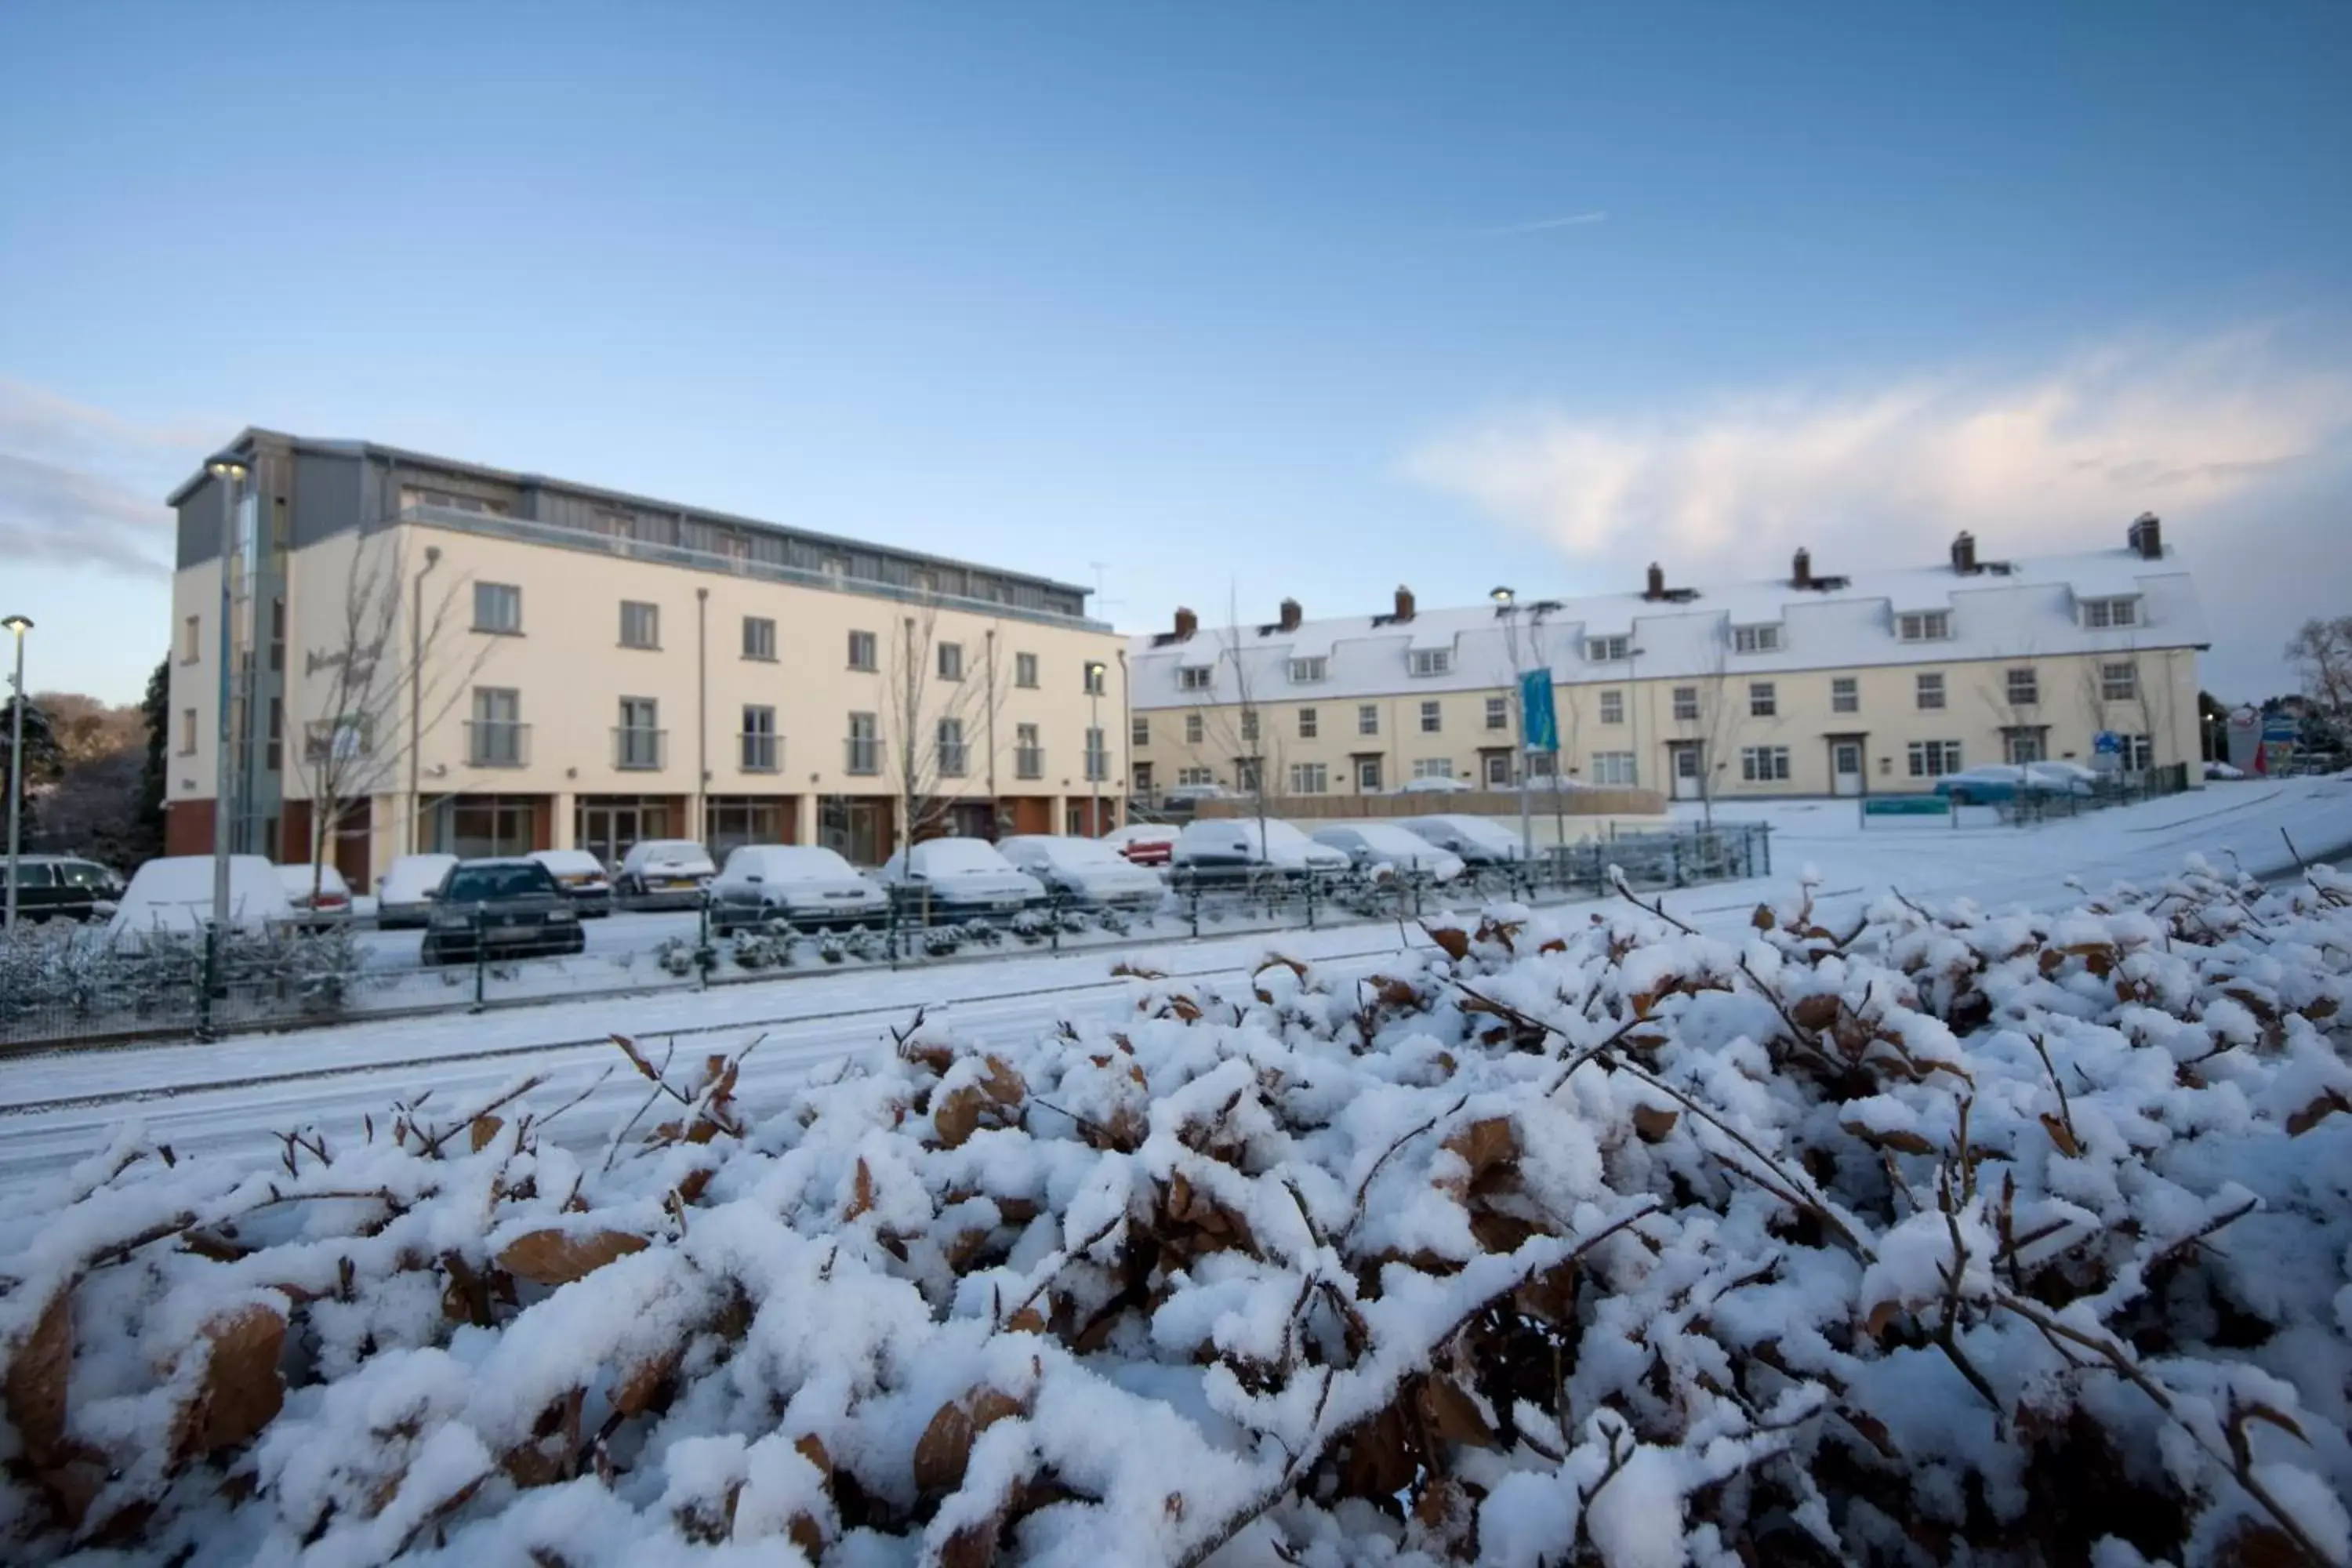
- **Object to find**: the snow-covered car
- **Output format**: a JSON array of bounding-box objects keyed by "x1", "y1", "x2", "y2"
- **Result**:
[
  {"x1": 275, "y1": 862, "x2": 354, "y2": 927},
  {"x1": 709, "y1": 845, "x2": 888, "y2": 933},
  {"x1": 528, "y1": 849, "x2": 615, "y2": 916},
  {"x1": 1160, "y1": 782, "x2": 1236, "y2": 808},
  {"x1": 614, "y1": 840, "x2": 717, "y2": 909},
  {"x1": 108, "y1": 855, "x2": 294, "y2": 938},
  {"x1": 1100, "y1": 822, "x2": 1179, "y2": 867},
  {"x1": 996, "y1": 835, "x2": 1168, "y2": 908},
  {"x1": 877, "y1": 838, "x2": 1047, "y2": 922},
  {"x1": 421, "y1": 859, "x2": 584, "y2": 964},
  {"x1": 376, "y1": 853, "x2": 459, "y2": 930},
  {"x1": 2205, "y1": 760, "x2": 2246, "y2": 781},
  {"x1": 1392, "y1": 775, "x2": 1475, "y2": 795},
  {"x1": 1170, "y1": 818, "x2": 1350, "y2": 879},
  {"x1": 1308, "y1": 824, "x2": 1466, "y2": 882},
  {"x1": 1398, "y1": 815, "x2": 1529, "y2": 866},
  {"x1": 2024, "y1": 761, "x2": 2100, "y2": 795},
  {"x1": 1931, "y1": 765, "x2": 2063, "y2": 804}
]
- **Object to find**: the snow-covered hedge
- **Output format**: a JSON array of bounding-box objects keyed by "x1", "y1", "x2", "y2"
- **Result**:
[{"x1": 3, "y1": 861, "x2": 2350, "y2": 1566}]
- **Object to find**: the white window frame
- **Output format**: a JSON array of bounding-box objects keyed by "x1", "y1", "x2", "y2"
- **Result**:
[
  {"x1": 2005, "y1": 667, "x2": 2038, "y2": 707},
  {"x1": 1739, "y1": 745, "x2": 1791, "y2": 783},
  {"x1": 741, "y1": 615, "x2": 776, "y2": 662},
  {"x1": 937, "y1": 641, "x2": 964, "y2": 682},
  {"x1": 619, "y1": 600, "x2": 660, "y2": 650},
  {"x1": 1131, "y1": 715, "x2": 1150, "y2": 748},
  {"x1": 1592, "y1": 751, "x2": 1638, "y2": 786},
  {"x1": 1586, "y1": 635, "x2": 1630, "y2": 662},
  {"x1": 474, "y1": 583, "x2": 523, "y2": 635},
  {"x1": 1288, "y1": 656, "x2": 1327, "y2": 684},
  {"x1": 1732, "y1": 623, "x2": 1782, "y2": 654},
  {"x1": 2081, "y1": 597, "x2": 2140, "y2": 630},
  {"x1": 2100, "y1": 661, "x2": 2138, "y2": 702},
  {"x1": 1298, "y1": 707, "x2": 1319, "y2": 739},
  {"x1": 1419, "y1": 699, "x2": 1442, "y2": 734},
  {"x1": 1915, "y1": 672, "x2": 1946, "y2": 711},
  {"x1": 1289, "y1": 762, "x2": 1329, "y2": 795},
  {"x1": 1599, "y1": 689, "x2": 1625, "y2": 725},
  {"x1": 1411, "y1": 757, "x2": 1454, "y2": 780},
  {"x1": 1014, "y1": 652, "x2": 1040, "y2": 689},
  {"x1": 1896, "y1": 610, "x2": 1951, "y2": 643},
  {"x1": 1184, "y1": 713, "x2": 1204, "y2": 746},
  {"x1": 1409, "y1": 648, "x2": 1453, "y2": 677},
  {"x1": 1749, "y1": 681, "x2": 1777, "y2": 718},
  {"x1": 1178, "y1": 666, "x2": 1214, "y2": 692},
  {"x1": 848, "y1": 630, "x2": 877, "y2": 671},
  {"x1": 1671, "y1": 687, "x2": 1699, "y2": 722},
  {"x1": 1177, "y1": 765, "x2": 1215, "y2": 788},
  {"x1": 1907, "y1": 739, "x2": 1964, "y2": 778},
  {"x1": 935, "y1": 717, "x2": 968, "y2": 777},
  {"x1": 1484, "y1": 695, "x2": 1508, "y2": 731},
  {"x1": 740, "y1": 706, "x2": 779, "y2": 772},
  {"x1": 1483, "y1": 753, "x2": 1512, "y2": 786},
  {"x1": 1358, "y1": 703, "x2": 1380, "y2": 737},
  {"x1": 1831, "y1": 676, "x2": 1859, "y2": 715}
]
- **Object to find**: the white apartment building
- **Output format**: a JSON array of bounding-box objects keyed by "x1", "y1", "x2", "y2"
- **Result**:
[
  {"x1": 1127, "y1": 517, "x2": 2205, "y2": 806},
  {"x1": 164, "y1": 431, "x2": 1126, "y2": 885}
]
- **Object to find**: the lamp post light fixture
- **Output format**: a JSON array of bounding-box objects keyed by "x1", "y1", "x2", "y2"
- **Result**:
[
  {"x1": 3, "y1": 614, "x2": 31, "y2": 934},
  {"x1": 1084, "y1": 660, "x2": 1109, "y2": 837},
  {"x1": 206, "y1": 456, "x2": 249, "y2": 936}
]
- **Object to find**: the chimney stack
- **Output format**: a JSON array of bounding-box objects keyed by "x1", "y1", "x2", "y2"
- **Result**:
[
  {"x1": 1173, "y1": 606, "x2": 1197, "y2": 641},
  {"x1": 1951, "y1": 532, "x2": 1978, "y2": 575},
  {"x1": 2127, "y1": 512, "x2": 2162, "y2": 560},
  {"x1": 1792, "y1": 548, "x2": 1813, "y2": 589},
  {"x1": 1278, "y1": 597, "x2": 1303, "y2": 632},
  {"x1": 1392, "y1": 585, "x2": 1416, "y2": 622},
  {"x1": 1644, "y1": 562, "x2": 1666, "y2": 601}
]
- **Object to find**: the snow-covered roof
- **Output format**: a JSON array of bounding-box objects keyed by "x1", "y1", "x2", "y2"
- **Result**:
[{"x1": 1127, "y1": 546, "x2": 2206, "y2": 710}]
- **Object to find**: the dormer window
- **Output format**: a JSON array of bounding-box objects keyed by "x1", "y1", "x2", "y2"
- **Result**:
[
  {"x1": 1732, "y1": 623, "x2": 1783, "y2": 654},
  {"x1": 1586, "y1": 635, "x2": 1631, "y2": 662},
  {"x1": 1896, "y1": 610, "x2": 1951, "y2": 642},
  {"x1": 2080, "y1": 597, "x2": 2139, "y2": 630},
  {"x1": 1178, "y1": 666, "x2": 1214, "y2": 692},
  {"x1": 1289, "y1": 656, "x2": 1327, "y2": 684},
  {"x1": 1409, "y1": 648, "x2": 1452, "y2": 677}
]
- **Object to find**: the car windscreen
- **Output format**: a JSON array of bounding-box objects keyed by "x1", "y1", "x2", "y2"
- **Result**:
[
  {"x1": 443, "y1": 866, "x2": 556, "y2": 902},
  {"x1": 750, "y1": 848, "x2": 854, "y2": 880},
  {"x1": 920, "y1": 840, "x2": 1007, "y2": 873}
]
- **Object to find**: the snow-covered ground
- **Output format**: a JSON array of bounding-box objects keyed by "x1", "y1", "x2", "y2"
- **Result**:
[{"x1": 0, "y1": 778, "x2": 2341, "y2": 1199}]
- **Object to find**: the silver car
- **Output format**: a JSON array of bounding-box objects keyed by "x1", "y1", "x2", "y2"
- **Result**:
[{"x1": 709, "y1": 845, "x2": 889, "y2": 932}]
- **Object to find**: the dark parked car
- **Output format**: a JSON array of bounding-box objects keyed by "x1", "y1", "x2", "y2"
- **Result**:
[
  {"x1": 420, "y1": 858, "x2": 586, "y2": 964},
  {"x1": 3, "y1": 856, "x2": 125, "y2": 923}
]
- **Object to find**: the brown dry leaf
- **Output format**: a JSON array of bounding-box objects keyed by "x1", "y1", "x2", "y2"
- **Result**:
[
  {"x1": 1166, "y1": 994, "x2": 1203, "y2": 1022},
  {"x1": 794, "y1": 1432, "x2": 832, "y2": 1476},
  {"x1": 1537, "y1": 937, "x2": 1567, "y2": 956},
  {"x1": 2285, "y1": 1089, "x2": 2350, "y2": 1137},
  {"x1": 1751, "y1": 903, "x2": 1777, "y2": 931},
  {"x1": 675, "y1": 1167, "x2": 713, "y2": 1206},
  {"x1": 1425, "y1": 925, "x2": 1471, "y2": 962},
  {"x1": 501, "y1": 1388, "x2": 583, "y2": 1489},
  {"x1": 175, "y1": 1302, "x2": 287, "y2": 1459},
  {"x1": 612, "y1": 1034, "x2": 662, "y2": 1083},
  {"x1": 844, "y1": 1159, "x2": 877, "y2": 1220},
  {"x1": 1838, "y1": 1119, "x2": 1936, "y2": 1156},
  {"x1": 612, "y1": 1348, "x2": 681, "y2": 1417},
  {"x1": 978, "y1": 1055, "x2": 1026, "y2": 1108},
  {"x1": 1005, "y1": 1303, "x2": 1047, "y2": 1334},
  {"x1": 940, "y1": 1519, "x2": 1000, "y2": 1568},
  {"x1": 1842, "y1": 1408, "x2": 1900, "y2": 1460},
  {"x1": 1109, "y1": 961, "x2": 1167, "y2": 981},
  {"x1": 2214, "y1": 1521, "x2": 2308, "y2": 1568},
  {"x1": 1864, "y1": 1299, "x2": 1901, "y2": 1338},
  {"x1": 2235, "y1": 1402, "x2": 2309, "y2": 1445},
  {"x1": 1790, "y1": 993, "x2": 1842, "y2": 1031},
  {"x1": 2038, "y1": 1112, "x2": 2082, "y2": 1159},
  {"x1": 4, "y1": 1286, "x2": 72, "y2": 1462},
  {"x1": 911, "y1": 1391, "x2": 1022, "y2": 1494},
  {"x1": 1374, "y1": 977, "x2": 1421, "y2": 1008},
  {"x1": 786, "y1": 1512, "x2": 827, "y2": 1557},
  {"x1": 1440, "y1": 1117, "x2": 1518, "y2": 1193},
  {"x1": 498, "y1": 1229, "x2": 651, "y2": 1287},
  {"x1": 1255, "y1": 953, "x2": 1308, "y2": 982},
  {"x1": 1632, "y1": 1104, "x2": 1679, "y2": 1142},
  {"x1": 1417, "y1": 1376, "x2": 1498, "y2": 1449},
  {"x1": 469, "y1": 1116, "x2": 504, "y2": 1152},
  {"x1": 934, "y1": 1086, "x2": 989, "y2": 1149}
]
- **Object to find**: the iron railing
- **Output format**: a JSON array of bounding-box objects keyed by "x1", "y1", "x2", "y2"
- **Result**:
[{"x1": 466, "y1": 720, "x2": 530, "y2": 768}]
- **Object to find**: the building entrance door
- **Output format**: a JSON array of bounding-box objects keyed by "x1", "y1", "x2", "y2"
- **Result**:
[
  {"x1": 1670, "y1": 744, "x2": 1704, "y2": 801},
  {"x1": 577, "y1": 799, "x2": 671, "y2": 871},
  {"x1": 1831, "y1": 742, "x2": 1864, "y2": 797}
]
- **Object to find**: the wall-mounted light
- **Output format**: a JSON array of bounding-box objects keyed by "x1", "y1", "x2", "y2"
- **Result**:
[{"x1": 566, "y1": 766, "x2": 578, "y2": 780}]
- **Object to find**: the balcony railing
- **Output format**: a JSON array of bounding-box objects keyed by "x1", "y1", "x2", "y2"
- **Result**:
[
  {"x1": 1014, "y1": 746, "x2": 1045, "y2": 780},
  {"x1": 1083, "y1": 748, "x2": 1110, "y2": 783},
  {"x1": 739, "y1": 731, "x2": 782, "y2": 773},
  {"x1": 467, "y1": 720, "x2": 531, "y2": 768},
  {"x1": 938, "y1": 743, "x2": 970, "y2": 779},
  {"x1": 614, "y1": 726, "x2": 666, "y2": 771},
  {"x1": 845, "y1": 737, "x2": 882, "y2": 776}
]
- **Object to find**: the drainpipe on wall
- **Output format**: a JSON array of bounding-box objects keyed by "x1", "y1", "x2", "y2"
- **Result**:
[
  {"x1": 984, "y1": 629, "x2": 1000, "y2": 839},
  {"x1": 1116, "y1": 648, "x2": 1130, "y2": 821},
  {"x1": 695, "y1": 587, "x2": 709, "y2": 847}
]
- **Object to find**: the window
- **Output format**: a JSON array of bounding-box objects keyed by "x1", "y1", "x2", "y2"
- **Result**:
[
  {"x1": 1009, "y1": 652, "x2": 1039, "y2": 689},
  {"x1": 1907, "y1": 740, "x2": 1964, "y2": 778},
  {"x1": 821, "y1": 554, "x2": 849, "y2": 583},
  {"x1": 617, "y1": 698, "x2": 662, "y2": 769},
  {"x1": 1587, "y1": 636, "x2": 1631, "y2": 662},
  {"x1": 1831, "y1": 677, "x2": 1859, "y2": 715},
  {"x1": 1733, "y1": 623, "x2": 1782, "y2": 654},
  {"x1": 1298, "y1": 707, "x2": 1318, "y2": 739},
  {"x1": 1592, "y1": 751, "x2": 1639, "y2": 786},
  {"x1": 1599, "y1": 690, "x2": 1624, "y2": 725},
  {"x1": 1236, "y1": 759, "x2": 1262, "y2": 793},
  {"x1": 1740, "y1": 746, "x2": 1792, "y2": 782},
  {"x1": 1410, "y1": 648, "x2": 1452, "y2": 677},
  {"x1": 845, "y1": 713, "x2": 880, "y2": 775},
  {"x1": 2100, "y1": 661, "x2": 2138, "y2": 702},
  {"x1": 1484, "y1": 753, "x2": 1512, "y2": 786},
  {"x1": 740, "y1": 706, "x2": 779, "y2": 771},
  {"x1": 1178, "y1": 766, "x2": 1216, "y2": 788},
  {"x1": 1672, "y1": 687, "x2": 1699, "y2": 722},
  {"x1": 1289, "y1": 762, "x2": 1329, "y2": 795},
  {"x1": 1412, "y1": 758, "x2": 1454, "y2": 779},
  {"x1": 620, "y1": 601, "x2": 660, "y2": 649},
  {"x1": 178, "y1": 709, "x2": 197, "y2": 755},
  {"x1": 2006, "y1": 667, "x2": 2038, "y2": 707},
  {"x1": 1358, "y1": 703, "x2": 1380, "y2": 737},
  {"x1": 2124, "y1": 734, "x2": 2154, "y2": 771},
  {"x1": 1178, "y1": 665, "x2": 1213, "y2": 691},
  {"x1": 936, "y1": 718, "x2": 968, "y2": 777},
  {"x1": 475, "y1": 583, "x2": 522, "y2": 635},
  {"x1": 180, "y1": 615, "x2": 201, "y2": 663},
  {"x1": 1749, "y1": 681, "x2": 1777, "y2": 718},
  {"x1": 847, "y1": 630, "x2": 877, "y2": 671},
  {"x1": 1185, "y1": 713, "x2": 1204, "y2": 745},
  {"x1": 2004, "y1": 731, "x2": 2045, "y2": 764},
  {"x1": 1915, "y1": 672, "x2": 1946, "y2": 710},
  {"x1": 470, "y1": 688, "x2": 524, "y2": 768},
  {"x1": 1015, "y1": 723, "x2": 1044, "y2": 779},
  {"x1": 1131, "y1": 715, "x2": 1150, "y2": 748},
  {"x1": 1084, "y1": 726, "x2": 1108, "y2": 782},
  {"x1": 1485, "y1": 695, "x2": 1508, "y2": 731},
  {"x1": 1896, "y1": 610, "x2": 1951, "y2": 642},
  {"x1": 938, "y1": 641, "x2": 964, "y2": 682},
  {"x1": 1289, "y1": 657, "x2": 1327, "y2": 684},
  {"x1": 1240, "y1": 708, "x2": 1260, "y2": 744},
  {"x1": 742, "y1": 616, "x2": 776, "y2": 662},
  {"x1": 1083, "y1": 662, "x2": 1107, "y2": 696},
  {"x1": 1420, "y1": 700, "x2": 1442, "y2": 734},
  {"x1": 2082, "y1": 597, "x2": 2139, "y2": 630},
  {"x1": 1356, "y1": 757, "x2": 1384, "y2": 792}
]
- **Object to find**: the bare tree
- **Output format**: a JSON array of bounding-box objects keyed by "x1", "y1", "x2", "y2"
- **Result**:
[
  {"x1": 1668, "y1": 630, "x2": 1746, "y2": 825},
  {"x1": 2286, "y1": 614, "x2": 2352, "y2": 720},
  {"x1": 1180, "y1": 589, "x2": 1279, "y2": 843},
  {"x1": 2075, "y1": 641, "x2": 2171, "y2": 777},
  {"x1": 1979, "y1": 644, "x2": 2044, "y2": 766},
  {"x1": 292, "y1": 539, "x2": 495, "y2": 899},
  {"x1": 880, "y1": 597, "x2": 1005, "y2": 849}
]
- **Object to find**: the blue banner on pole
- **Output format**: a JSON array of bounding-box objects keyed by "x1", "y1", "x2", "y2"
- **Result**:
[{"x1": 1519, "y1": 670, "x2": 1559, "y2": 753}]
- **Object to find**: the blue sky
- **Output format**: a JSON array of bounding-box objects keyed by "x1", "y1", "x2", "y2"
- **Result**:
[{"x1": 4, "y1": 2, "x2": 2348, "y2": 705}]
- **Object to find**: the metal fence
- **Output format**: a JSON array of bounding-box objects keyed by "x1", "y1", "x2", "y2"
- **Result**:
[
  {"x1": 0, "y1": 823, "x2": 1770, "y2": 1052},
  {"x1": 1991, "y1": 761, "x2": 2194, "y2": 825}
]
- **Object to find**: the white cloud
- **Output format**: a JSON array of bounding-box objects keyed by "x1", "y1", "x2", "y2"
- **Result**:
[
  {"x1": 1480, "y1": 211, "x2": 1608, "y2": 237},
  {"x1": 0, "y1": 379, "x2": 219, "y2": 579},
  {"x1": 1402, "y1": 326, "x2": 2352, "y2": 578}
]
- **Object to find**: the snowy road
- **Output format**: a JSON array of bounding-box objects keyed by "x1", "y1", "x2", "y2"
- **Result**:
[{"x1": 1, "y1": 777, "x2": 2341, "y2": 1202}]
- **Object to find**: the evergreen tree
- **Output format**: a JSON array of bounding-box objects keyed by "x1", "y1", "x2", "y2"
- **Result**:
[
  {"x1": 133, "y1": 657, "x2": 170, "y2": 865},
  {"x1": 0, "y1": 693, "x2": 62, "y2": 845}
]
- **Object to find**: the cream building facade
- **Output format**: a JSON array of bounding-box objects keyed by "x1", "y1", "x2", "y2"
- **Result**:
[
  {"x1": 164, "y1": 431, "x2": 1126, "y2": 884},
  {"x1": 1127, "y1": 518, "x2": 2205, "y2": 808}
]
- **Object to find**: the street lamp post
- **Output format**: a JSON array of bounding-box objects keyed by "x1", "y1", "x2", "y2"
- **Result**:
[
  {"x1": 207, "y1": 457, "x2": 249, "y2": 935},
  {"x1": 1490, "y1": 588, "x2": 1534, "y2": 864},
  {"x1": 1627, "y1": 645, "x2": 1648, "y2": 792},
  {"x1": 1084, "y1": 661, "x2": 1107, "y2": 836},
  {"x1": 3, "y1": 615, "x2": 31, "y2": 934},
  {"x1": 408, "y1": 545, "x2": 442, "y2": 855}
]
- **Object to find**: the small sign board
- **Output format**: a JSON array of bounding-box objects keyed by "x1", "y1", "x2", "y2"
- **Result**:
[
  {"x1": 1862, "y1": 795, "x2": 1951, "y2": 818},
  {"x1": 2092, "y1": 730, "x2": 2124, "y2": 756}
]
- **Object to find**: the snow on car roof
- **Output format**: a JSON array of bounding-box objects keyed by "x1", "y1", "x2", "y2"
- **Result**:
[
  {"x1": 1004, "y1": 835, "x2": 1124, "y2": 865},
  {"x1": 730, "y1": 845, "x2": 854, "y2": 875},
  {"x1": 379, "y1": 854, "x2": 458, "y2": 897},
  {"x1": 532, "y1": 849, "x2": 606, "y2": 869},
  {"x1": 1129, "y1": 546, "x2": 2203, "y2": 708},
  {"x1": 915, "y1": 838, "x2": 1012, "y2": 872}
]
